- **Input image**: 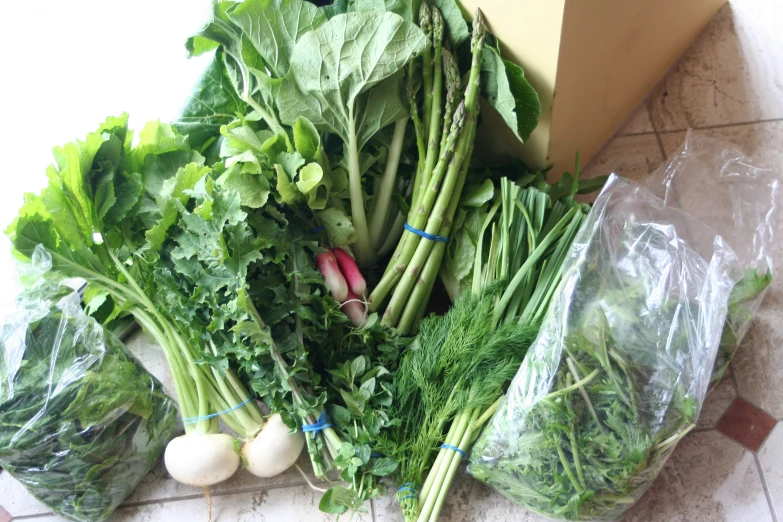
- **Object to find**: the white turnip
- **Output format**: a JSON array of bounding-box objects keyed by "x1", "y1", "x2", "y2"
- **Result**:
[
  {"x1": 164, "y1": 433, "x2": 240, "y2": 487},
  {"x1": 242, "y1": 413, "x2": 305, "y2": 478}
]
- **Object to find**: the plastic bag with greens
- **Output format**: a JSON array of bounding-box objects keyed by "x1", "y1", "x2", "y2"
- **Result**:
[
  {"x1": 467, "y1": 134, "x2": 781, "y2": 520},
  {"x1": 0, "y1": 248, "x2": 180, "y2": 522}
]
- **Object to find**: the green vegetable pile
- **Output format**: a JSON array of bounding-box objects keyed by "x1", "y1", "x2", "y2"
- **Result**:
[
  {"x1": 5, "y1": 0, "x2": 772, "y2": 520},
  {"x1": 0, "y1": 274, "x2": 179, "y2": 522}
]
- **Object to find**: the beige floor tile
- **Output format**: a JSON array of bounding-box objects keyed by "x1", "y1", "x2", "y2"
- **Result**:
[
  {"x1": 624, "y1": 431, "x2": 773, "y2": 522},
  {"x1": 616, "y1": 104, "x2": 655, "y2": 136},
  {"x1": 577, "y1": 134, "x2": 666, "y2": 203},
  {"x1": 0, "y1": 471, "x2": 50, "y2": 518},
  {"x1": 699, "y1": 369, "x2": 738, "y2": 430},
  {"x1": 19, "y1": 485, "x2": 371, "y2": 522},
  {"x1": 648, "y1": 0, "x2": 783, "y2": 131},
  {"x1": 374, "y1": 466, "x2": 550, "y2": 522},
  {"x1": 759, "y1": 423, "x2": 783, "y2": 518}
]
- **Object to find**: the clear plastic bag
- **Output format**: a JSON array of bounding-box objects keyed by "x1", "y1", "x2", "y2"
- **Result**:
[
  {"x1": 467, "y1": 134, "x2": 778, "y2": 520},
  {"x1": 644, "y1": 132, "x2": 780, "y2": 385},
  {"x1": 0, "y1": 247, "x2": 180, "y2": 522}
]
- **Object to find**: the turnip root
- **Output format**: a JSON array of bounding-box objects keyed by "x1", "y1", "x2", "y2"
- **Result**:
[
  {"x1": 164, "y1": 433, "x2": 240, "y2": 486},
  {"x1": 242, "y1": 413, "x2": 305, "y2": 478}
]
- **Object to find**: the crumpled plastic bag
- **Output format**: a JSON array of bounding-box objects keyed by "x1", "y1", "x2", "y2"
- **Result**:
[
  {"x1": 0, "y1": 246, "x2": 180, "y2": 522},
  {"x1": 468, "y1": 132, "x2": 779, "y2": 521}
]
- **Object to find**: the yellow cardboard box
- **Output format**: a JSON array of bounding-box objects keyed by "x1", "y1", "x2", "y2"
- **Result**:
[{"x1": 461, "y1": 0, "x2": 726, "y2": 171}]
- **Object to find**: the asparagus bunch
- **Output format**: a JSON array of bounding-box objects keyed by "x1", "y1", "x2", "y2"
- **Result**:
[{"x1": 369, "y1": 5, "x2": 487, "y2": 335}]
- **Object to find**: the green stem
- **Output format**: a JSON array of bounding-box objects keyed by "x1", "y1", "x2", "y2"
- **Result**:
[
  {"x1": 566, "y1": 356, "x2": 605, "y2": 434},
  {"x1": 244, "y1": 96, "x2": 293, "y2": 153},
  {"x1": 369, "y1": 105, "x2": 465, "y2": 313},
  {"x1": 493, "y1": 206, "x2": 579, "y2": 325},
  {"x1": 346, "y1": 112, "x2": 376, "y2": 267},
  {"x1": 419, "y1": 2, "x2": 433, "y2": 139},
  {"x1": 542, "y1": 368, "x2": 600, "y2": 401},
  {"x1": 421, "y1": 408, "x2": 480, "y2": 522},
  {"x1": 419, "y1": 7, "x2": 443, "y2": 207},
  {"x1": 555, "y1": 439, "x2": 584, "y2": 495},
  {"x1": 377, "y1": 212, "x2": 406, "y2": 258},
  {"x1": 418, "y1": 411, "x2": 468, "y2": 505},
  {"x1": 370, "y1": 118, "x2": 408, "y2": 249},
  {"x1": 131, "y1": 308, "x2": 195, "y2": 428}
]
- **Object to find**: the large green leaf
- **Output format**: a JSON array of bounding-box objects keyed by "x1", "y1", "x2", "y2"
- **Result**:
[
  {"x1": 480, "y1": 47, "x2": 541, "y2": 143},
  {"x1": 278, "y1": 11, "x2": 427, "y2": 148},
  {"x1": 229, "y1": 0, "x2": 327, "y2": 78},
  {"x1": 173, "y1": 53, "x2": 246, "y2": 151},
  {"x1": 349, "y1": 0, "x2": 416, "y2": 21}
]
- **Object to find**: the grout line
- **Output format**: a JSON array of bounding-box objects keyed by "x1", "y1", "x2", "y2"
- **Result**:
[
  {"x1": 657, "y1": 116, "x2": 783, "y2": 134},
  {"x1": 755, "y1": 451, "x2": 779, "y2": 522},
  {"x1": 647, "y1": 98, "x2": 670, "y2": 160},
  {"x1": 371, "y1": 497, "x2": 378, "y2": 522},
  {"x1": 653, "y1": 129, "x2": 668, "y2": 161},
  {"x1": 119, "y1": 479, "x2": 317, "y2": 509},
  {"x1": 611, "y1": 116, "x2": 783, "y2": 139}
]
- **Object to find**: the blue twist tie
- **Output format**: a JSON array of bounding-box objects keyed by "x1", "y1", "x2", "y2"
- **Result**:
[
  {"x1": 182, "y1": 397, "x2": 253, "y2": 426},
  {"x1": 440, "y1": 444, "x2": 466, "y2": 457},
  {"x1": 371, "y1": 453, "x2": 384, "y2": 458},
  {"x1": 404, "y1": 223, "x2": 448, "y2": 243},
  {"x1": 310, "y1": 225, "x2": 325, "y2": 233},
  {"x1": 302, "y1": 410, "x2": 333, "y2": 439}
]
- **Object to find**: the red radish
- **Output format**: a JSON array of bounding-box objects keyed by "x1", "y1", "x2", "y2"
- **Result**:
[
  {"x1": 316, "y1": 251, "x2": 349, "y2": 302},
  {"x1": 332, "y1": 248, "x2": 366, "y2": 296},
  {"x1": 341, "y1": 290, "x2": 367, "y2": 328}
]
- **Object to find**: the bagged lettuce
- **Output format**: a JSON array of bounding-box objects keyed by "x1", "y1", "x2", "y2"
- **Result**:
[{"x1": 0, "y1": 248, "x2": 180, "y2": 522}]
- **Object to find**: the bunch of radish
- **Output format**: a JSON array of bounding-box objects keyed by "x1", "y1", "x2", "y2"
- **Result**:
[{"x1": 317, "y1": 248, "x2": 368, "y2": 327}]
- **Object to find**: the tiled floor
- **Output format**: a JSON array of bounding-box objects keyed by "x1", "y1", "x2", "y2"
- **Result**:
[{"x1": 2, "y1": 0, "x2": 783, "y2": 520}]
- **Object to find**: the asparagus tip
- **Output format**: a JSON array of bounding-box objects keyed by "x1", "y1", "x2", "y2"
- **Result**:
[
  {"x1": 431, "y1": 6, "x2": 444, "y2": 42},
  {"x1": 472, "y1": 9, "x2": 487, "y2": 52},
  {"x1": 419, "y1": 2, "x2": 432, "y2": 33}
]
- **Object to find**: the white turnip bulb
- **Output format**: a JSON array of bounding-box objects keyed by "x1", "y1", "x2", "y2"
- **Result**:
[
  {"x1": 242, "y1": 413, "x2": 305, "y2": 478},
  {"x1": 164, "y1": 433, "x2": 240, "y2": 487}
]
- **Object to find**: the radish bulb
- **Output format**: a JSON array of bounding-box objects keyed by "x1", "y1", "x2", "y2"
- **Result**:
[
  {"x1": 332, "y1": 248, "x2": 366, "y2": 296},
  {"x1": 165, "y1": 433, "x2": 240, "y2": 486},
  {"x1": 316, "y1": 251, "x2": 349, "y2": 302},
  {"x1": 242, "y1": 413, "x2": 305, "y2": 478},
  {"x1": 341, "y1": 290, "x2": 367, "y2": 328}
]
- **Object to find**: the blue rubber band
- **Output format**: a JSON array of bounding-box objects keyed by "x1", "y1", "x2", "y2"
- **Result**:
[
  {"x1": 371, "y1": 453, "x2": 384, "y2": 458},
  {"x1": 182, "y1": 397, "x2": 253, "y2": 426},
  {"x1": 301, "y1": 410, "x2": 333, "y2": 439},
  {"x1": 440, "y1": 444, "x2": 466, "y2": 457},
  {"x1": 404, "y1": 222, "x2": 448, "y2": 243},
  {"x1": 310, "y1": 225, "x2": 325, "y2": 233},
  {"x1": 397, "y1": 482, "x2": 418, "y2": 500}
]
